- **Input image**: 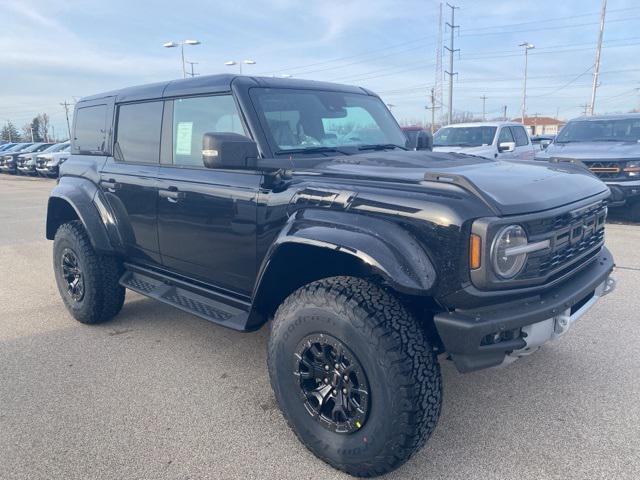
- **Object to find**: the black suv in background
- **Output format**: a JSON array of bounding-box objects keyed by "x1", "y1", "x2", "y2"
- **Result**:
[
  {"x1": 46, "y1": 74, "x2": 615, "y2": 477},
  {"x1": 537, "y1": 113, "x2": 640, "y2": 220},
  {"x1": 0, "y1": 143, "x2": 34, "y2": 171}
]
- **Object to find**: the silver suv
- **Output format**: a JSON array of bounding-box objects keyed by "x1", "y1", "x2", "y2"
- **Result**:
[{"x1": 433, "y1": 121, "x2": 535, "y2": 160}]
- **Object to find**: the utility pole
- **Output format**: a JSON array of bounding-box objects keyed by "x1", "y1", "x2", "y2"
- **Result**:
[
  {"x1": 434, "y1": 3, "x2": 444, "y2": 124},
  {"x1": 480, "y1": 95, "x2": 488, "y2": 121},
  {"x1": 29, "y1": 127, "x2": 34, "y2": 142},
  {"x1": 579, "y1": 103, "x2": 590, "y2": 116},
  {"x1": 425, "y1": 88, "x2": 438, "y2": 133},
  {"x1": 60, "y1": 100, "x2": 72, "y2": 140},
  {"x1": 186, "y1": 61, "x2": 199, "y2": 77},
  {"x1": 519, "y1": 42, "x2": 535, "y2": 124},
  {"x1": 5, "y1": 120, "x2": 12, "y2": 142},
  {"x1": 444, "y1": 3, "x2": 459, "y2": 125},
  {"x1": 502, "y1": 105, "x2": 508, "y2": 121},
  {"x1": 588, "y1": 0, "x2": 607, "y2": 115}
]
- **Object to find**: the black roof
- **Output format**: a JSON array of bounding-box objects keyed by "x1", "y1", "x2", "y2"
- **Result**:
[
  {"x1": 79, "y1": 74, "x2": 373, "y2": 104},
  {"x1": 570, "y1": 112, "x2": 640, "y2": 122}
]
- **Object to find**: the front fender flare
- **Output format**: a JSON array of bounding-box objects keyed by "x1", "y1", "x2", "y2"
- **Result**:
[{"x1": 256, "y1": 209, "x2": 436, "y2": 297}]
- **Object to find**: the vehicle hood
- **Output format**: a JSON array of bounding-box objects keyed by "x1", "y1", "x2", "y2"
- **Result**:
[
  {"x1": 433, "y1": 145, "x2": 495, "y2": 159},
  {"x1": 297, "y1": 150, "x2": 608, "y2": 215},
  {"x1": 540, "y1": 141, "x2": 640, "y2": 160}
]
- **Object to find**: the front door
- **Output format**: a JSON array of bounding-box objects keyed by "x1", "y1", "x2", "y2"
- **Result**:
[
  {"x1": 100, "y1": 100, "x2": 163, "y2": 264},
  {"x1": 156, "y1": 95, "x2": 259, "y2": 296},
  {"x1": 496, "y1": 126, "x2": 516, "y2": 159}
]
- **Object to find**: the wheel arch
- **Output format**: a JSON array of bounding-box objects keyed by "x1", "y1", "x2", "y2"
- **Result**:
[
  {"x1": 46, "y1": 178, "x2": 120, "y2": 254},
  {"x1": 246, "y1": 210, "x2": 437, "y2": 329}
]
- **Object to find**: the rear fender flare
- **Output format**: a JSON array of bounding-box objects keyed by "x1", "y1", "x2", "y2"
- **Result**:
[{"x1": 46, "y1": 177, "x2": 122, "y2": 254}]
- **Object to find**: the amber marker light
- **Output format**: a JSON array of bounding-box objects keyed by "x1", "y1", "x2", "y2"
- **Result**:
[{"x1": 470, "y1": 234, "x2": 482, "y2": 270}]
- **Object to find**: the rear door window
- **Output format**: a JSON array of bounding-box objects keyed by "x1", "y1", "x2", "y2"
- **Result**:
[
  {"x1": 74, "y1": 104, "x2": 108, "y2": 154},
  {"x1": 115, "y1": 101, "x2": 163, "y2": 164}
]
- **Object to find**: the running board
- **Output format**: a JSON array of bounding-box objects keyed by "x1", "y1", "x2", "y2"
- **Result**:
[{"x1": 119, "y1": 266, "x2": 250, "y2": 331}]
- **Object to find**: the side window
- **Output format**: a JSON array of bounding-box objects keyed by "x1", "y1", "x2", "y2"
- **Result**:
[
  {"x1": 512, "y1": 126, "x2": 529, "y2": 146},
  {"x1": 172, "y1": 95, "x2": 245, "y2": 167},
  {"x1": 115, "y1": 101, "x2": 163, "y2": 164},
  {"x1": 498, "y1": 127, "x2": 514, "y2": 144},
  {"x1": 73, "y1": 104, "x2": 107, "y2": 154}
]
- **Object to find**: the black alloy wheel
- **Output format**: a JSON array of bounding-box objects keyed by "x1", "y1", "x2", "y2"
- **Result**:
[{"x1": 295, "y1": 333, "x2": 370, "y2": 434}]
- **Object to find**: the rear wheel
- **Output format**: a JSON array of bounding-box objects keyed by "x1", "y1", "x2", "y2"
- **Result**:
[
  {"x1": 53, "y1": 221, "x2": 125, "y2": 324},
  {"x1": 267, "y1": 276, "x2": 442, "y2": 477}
]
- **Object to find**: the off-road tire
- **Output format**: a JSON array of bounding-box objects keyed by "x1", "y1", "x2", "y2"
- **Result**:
[
  {"x1": 53, "y1": 221, "x2": 125, "y2": 324},
  {"x1": 267, "y1": 276, "x2": 442, "y2": 477}
]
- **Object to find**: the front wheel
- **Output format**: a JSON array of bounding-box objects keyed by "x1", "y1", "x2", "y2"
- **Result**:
[
  {"x1": 267, "y1": 276, "x2": 442, "y2": 477},
  {"x1": 53, "y1": 221, "x2": 125, "y2": 324}
]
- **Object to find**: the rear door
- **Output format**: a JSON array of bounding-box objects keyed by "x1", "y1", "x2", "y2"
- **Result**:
[
  {"x1": 511, "y1": 125, "x2": 535, "y2": 160},
  {"x1": 100, "y1": 100, "x2": 163, "y2": 264},
  {"x1": 156, "y1": 94, "x2": 260, "y2": 296}
]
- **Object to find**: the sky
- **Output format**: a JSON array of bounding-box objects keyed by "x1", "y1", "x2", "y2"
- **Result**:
[{"x1": 1, "y1": 0, "x2": 639, "y2": 139}]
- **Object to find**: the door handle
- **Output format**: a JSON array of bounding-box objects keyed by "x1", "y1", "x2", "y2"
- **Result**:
[
  {"x1": 159, "y1": 188, "x2": 186, "y2": 203},
  {"x1": 101, "y1": 179, "x2": 121, "y2": 192}
]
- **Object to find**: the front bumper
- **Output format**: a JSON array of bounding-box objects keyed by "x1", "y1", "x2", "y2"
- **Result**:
[
  {"x1": 605, "y1": 180, "x2": 640, "y2": 206},
  {"x1": 434, "y1": 247, "x2": 615, "y2": 372}
]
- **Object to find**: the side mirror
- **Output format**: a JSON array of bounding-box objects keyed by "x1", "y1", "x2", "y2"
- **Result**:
[
  {"x1": 498, "y1": 141, "x2": 516, "y2": 153},
  {"x1": 540, "y1": 139, "x2": 552, "y2": 149},
  {"x1": 202, "y1": 132, "x2": 258, "y2": 169},
  {"x1": 415, "y1": 130, "x2": 433, "y2": 151}
]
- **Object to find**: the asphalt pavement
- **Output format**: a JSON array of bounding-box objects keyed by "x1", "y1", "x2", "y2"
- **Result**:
[{"x1": 0, "y1": 174, "x2": 638, "y2": 480}]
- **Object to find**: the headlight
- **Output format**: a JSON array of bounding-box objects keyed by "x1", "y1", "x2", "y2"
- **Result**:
[
  {"x1": 491, "y1": 225, "x2": 528, "y2": 279},
  {"x1": 624, "y1": 160, "x2": 640, "y2": 177}
]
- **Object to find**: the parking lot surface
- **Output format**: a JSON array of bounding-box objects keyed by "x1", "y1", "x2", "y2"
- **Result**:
[{"x1": 1, "y1": 174, "x2": 639, "y2": 480}]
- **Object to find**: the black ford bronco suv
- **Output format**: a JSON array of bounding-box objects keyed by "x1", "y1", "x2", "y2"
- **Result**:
[
  {"x1": 46, "y1": 74, "x2": 616, "y2": 477},
  {"x1": 537, "y1": 113, "x2": 640, "y2": 221}
]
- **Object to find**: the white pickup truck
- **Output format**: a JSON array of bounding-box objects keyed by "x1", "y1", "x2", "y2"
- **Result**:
[{"x1": 433, "y1": 121, "x2": 535, "y2": 160}]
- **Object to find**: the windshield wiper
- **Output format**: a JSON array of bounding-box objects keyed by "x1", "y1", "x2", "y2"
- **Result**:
[
  {"x1": 274, "y1": 146, "x2": 351, "y2": 156},
  {"x1": 357, "y1": 144, "x2": 407, "y2": 151}
]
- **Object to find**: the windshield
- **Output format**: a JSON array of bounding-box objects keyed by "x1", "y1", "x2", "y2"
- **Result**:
[
  {"x1": 5, "y1": 143, "x2": 32, "y2": 153},
  {"x1": 42, "y1": 143, "x2": 70, "y2": 153},
  {"x1": 556, "y1": 118, "x2": 640, "y2": 143},
  {"x1": 250, "y1": 88, "x2": 407, "y2": 155},
  {"x1": 434, "y1": 126, "x2": 497, "y2": 147}
]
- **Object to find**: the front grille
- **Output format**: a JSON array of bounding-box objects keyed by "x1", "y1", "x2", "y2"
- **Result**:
[
  {"x1": 519, "y1": 200, "x2": 607, "y2": 281},
  {"x1": 588, "y1": 161, "x2": 625, "y2": 180}
]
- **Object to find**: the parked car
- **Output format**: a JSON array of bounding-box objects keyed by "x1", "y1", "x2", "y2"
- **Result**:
[
  {"x1": 0, "y1": 143, "x2": 34, "y2": 172},
  {"x1": 433, "y1": 121, "x2": 535, "y2": 160},
  {"x1": 36, "y1": 144, "x2": 71, "y2": 178},
  {"x1": 531, "y1": 134, "x2": 555, "y2": 150},
  {"x1": 46, "y1": 74, "x2": 615, "y2": 478},
  {"x1": 19, "y1": 142, "x2": 69, "y2": 175},
  {"x1": 0, "y1": 142, "x2": 17, "y2": 152},
  {"x1": 3, "y1": 143, "x2": 53, "y2": 174},
  {"x1": 537, "y1": 113, "x2": 640, "y2": 221},
  {"x1": 401, "y1": 125, "x2": 432, "y2": 150}
]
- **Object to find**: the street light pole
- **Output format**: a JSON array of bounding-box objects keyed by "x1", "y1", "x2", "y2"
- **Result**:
[
  {"x1": 163, "y1": 40, "x2": 201, "y2": 78},
  {"x1": 225, "y1": 60, "x2": 256, "y2": 75},
  {"x1": 519, "y1": 42, "x2": 535, "y2": 124}
]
